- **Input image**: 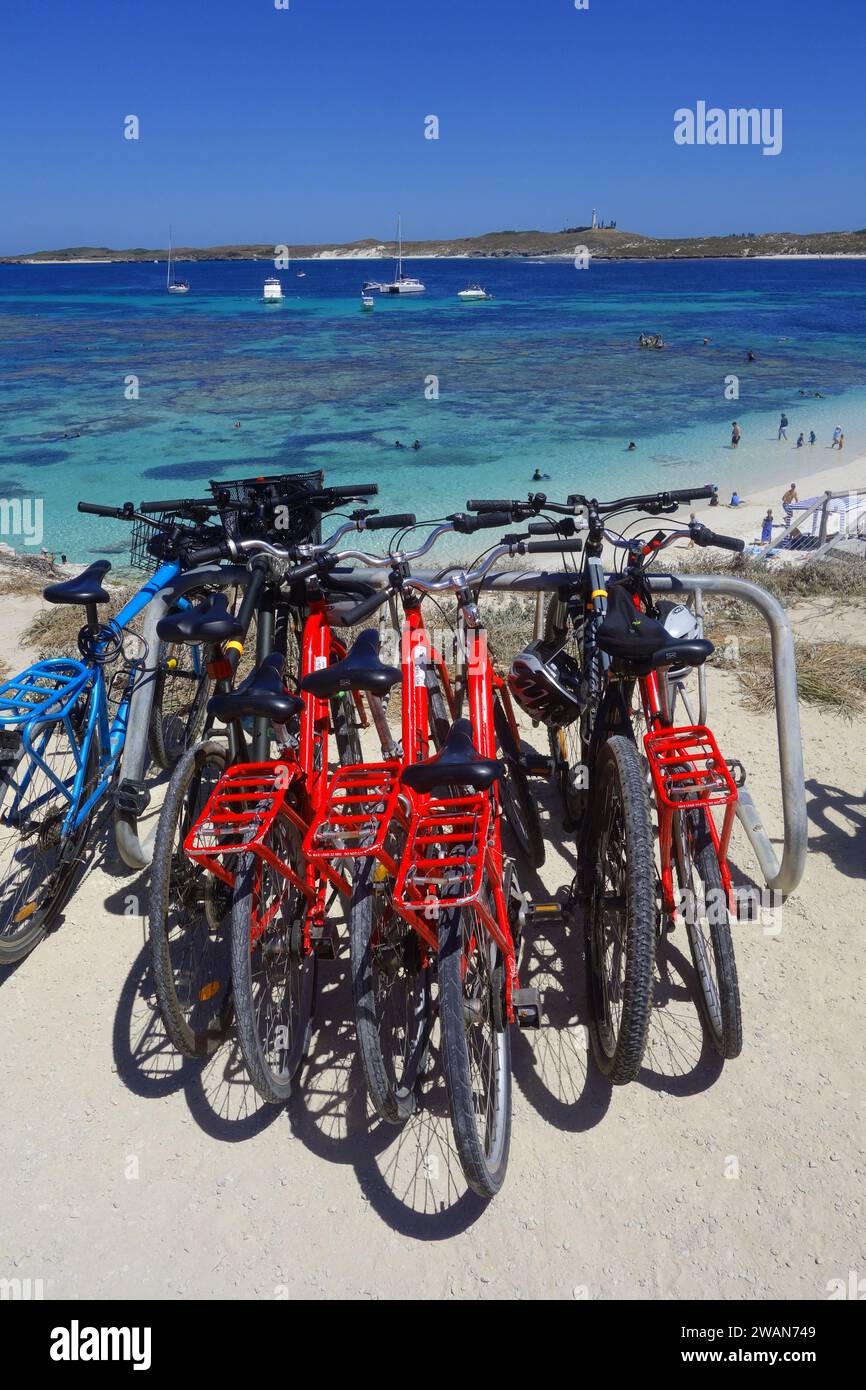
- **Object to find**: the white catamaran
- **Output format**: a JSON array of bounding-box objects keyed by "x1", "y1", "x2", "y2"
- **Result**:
[
  {"x1": 166, "y1": 227, "x2": 189, "y2": 294},
  {"x1": 377, "y1": 215, "x2": 425, "y2": 294}
]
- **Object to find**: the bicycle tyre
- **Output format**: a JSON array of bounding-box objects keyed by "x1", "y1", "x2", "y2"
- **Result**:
[
  {"x1": 349, "y1": 850, "x2": 432, "y2": 1123},
  {"x1": 148, "y1": 638, "x2": 212, "y2": 770},
  {"x1": 584, "y1": 735, "x2": 656, "y2": 1084},
  {"x1": 0, "y1": 720, "x2": 100, "y2": 964},
  {"x1": 230, "y1": 814, "x2": 316, "y2": 1104},
  {"x1": 438, "y1": 892, "x2": 512, "y2": 1198},
  {"x1": 493, "y1": 696, "x2": 545, "y2": 868},
  {"x1": 149, "y1": 739, "x2": 233, "y2": 1056},
  {"x1": 676, "y1": 807, "x2": 743, "y2": 1059}
]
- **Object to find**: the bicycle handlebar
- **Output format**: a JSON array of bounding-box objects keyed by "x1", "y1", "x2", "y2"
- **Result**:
[
  {"x1": 691, "y1": 523, "x2": 745, "y2": 553},
  {"x1": 365, "y1": 512, "x2": 416, "y2": 531},
  {"x1": 78, "y1": 501, "x2": 136, "y2": 519},
  {"x1": 451, "y1": 510, "x2": 513, "y2": 534},
  {"x1": 567, "y1": 484, "x2": 717, "y2": 513}
]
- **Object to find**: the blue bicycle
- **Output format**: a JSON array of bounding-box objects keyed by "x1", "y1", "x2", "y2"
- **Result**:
[{"x1": 0, "y1": 501, "x2": 228, "y2": 963}]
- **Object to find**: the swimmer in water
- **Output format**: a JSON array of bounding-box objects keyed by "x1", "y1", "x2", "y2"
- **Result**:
[
  {"x1": 412, "y1": 439, "x2": 421, "y2": 450},
  {"x1": 627, "y1": 441, "x2": 636, "y2": 451},
  {"x1": 747, "y1": 351, "x2": 756, "y2": 362}
]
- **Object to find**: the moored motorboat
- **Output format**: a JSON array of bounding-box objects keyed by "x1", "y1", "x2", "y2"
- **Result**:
[
  {"x1": 262, "y1": 277, "x2": 284, "y2": 303},
  {"x1": 457, "y1": 283, "x2": 493, "y2": 300}
]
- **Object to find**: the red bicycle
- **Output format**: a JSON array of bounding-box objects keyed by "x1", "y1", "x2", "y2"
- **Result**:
[
  {"x1": 179, "y1": 511, "x2": 412, "y2": 1101},
  {"x1": 302, "y1": 511, "x2": 571, "y2": 1196}
]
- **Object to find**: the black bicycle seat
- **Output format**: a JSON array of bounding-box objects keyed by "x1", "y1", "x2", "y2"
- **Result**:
[
  {"x1": 208, "y1": 653, "x2": 303, "y2": 725},
  {"x1": 401, "y1": 719, "x2": 501, "y2": 794},
  {"x1": 596, "y1": 583, "x2": 714, "y2": 675},
  {"x1": 43, "y1": 560, "x2": 111, "y2": 607},
  {"x1": 301, "y1": 629, "x2": 402, "y2": 698},
  {"x1": 157, "y1": 593, "x2": 243, "y2": 646}
]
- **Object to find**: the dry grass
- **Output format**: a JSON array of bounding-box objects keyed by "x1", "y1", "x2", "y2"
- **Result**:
[{"x1": 715, "y1": 636, "x2": 866, "y2": 716}]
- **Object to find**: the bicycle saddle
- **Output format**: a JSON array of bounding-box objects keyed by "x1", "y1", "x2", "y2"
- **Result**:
[
  {"x1": 596, "y1": 583, "x2": 714, "y2": 675},
  {"x1": 157, "y1": 593, "x2": 244, "y2": 645},
  {"x1": 301, "y1": 628, "x2": 402, "y2": 698},
  {"x1": 43, "y1": 560, "x2": 111, "y2": 606},
  {"x1": 207, "y1": 653, "x2": 304, "y2": 725},
  {"x1": 401, "y1": 719, "x2": 502, "y2": 794}
]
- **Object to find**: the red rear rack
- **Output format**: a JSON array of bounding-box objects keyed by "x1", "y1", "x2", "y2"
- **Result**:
[
  {"x1": 184, "y1": 762, "x2": 302, "y2": 887},
  {"x1": 303, "y1": 761, "x2": 403, "y2": 861},
  {"x1": 392, "y1": 793, "x2": 492, "y2": 914}
]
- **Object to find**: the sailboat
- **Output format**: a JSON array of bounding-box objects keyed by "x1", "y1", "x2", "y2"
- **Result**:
[
  {"x1": 166, "y1": 227, "x2": 189, "y2": 294},
  {"x1": 378, "y1": 215, "x2": 425, "y2": 294}
]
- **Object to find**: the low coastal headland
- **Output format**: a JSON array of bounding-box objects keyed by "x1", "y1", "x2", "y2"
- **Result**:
[{"x1": 5, "y1": 226, "x2": 866, "y2": 264}]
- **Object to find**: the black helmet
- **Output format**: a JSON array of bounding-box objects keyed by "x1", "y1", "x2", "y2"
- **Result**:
[{"x1": 507, "y1": 640, "x2": 583, "y2": 727}]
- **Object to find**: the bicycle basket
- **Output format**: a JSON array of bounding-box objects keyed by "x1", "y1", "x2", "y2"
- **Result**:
[
  {"x1": 129, "y1": 515, "x2": 224, "y2": 573},
  {"x1": 209, "y1": 470, "x2": 324, "y2": 547}
]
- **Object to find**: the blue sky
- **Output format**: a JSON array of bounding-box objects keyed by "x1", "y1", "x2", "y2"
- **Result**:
[{"x1": 2, "y1": 0, "x2": 864, "y2": 253}]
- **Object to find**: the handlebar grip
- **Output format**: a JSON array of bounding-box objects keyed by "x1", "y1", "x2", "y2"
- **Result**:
[
  {"x1": 77, "y1": 501, "x2": 132, "y2": 518},
  {"x1": 365, "y1": 512, "x2": 416, "y2": 531},
  {"x1": 139, "y1": 497, "x2": 212, "y2": 514},
  {"x1": 528, "y1": 518, "x2": 576, "y2": 537},
  {"x1": 695, "y1": 525, "x2": 745, "y2": 554},
  {"x1": 288, "y1": 558, "x2": 323, "y2": 584},
  {"x1": 525, "y1": 539, "x2": 583, "y2": 554},
  {"x1": 328, "y1": 483, "x2": 378, "y2": 498},
  {"x1": 452, "y1": 510, "x2": 513, "y2": 533},
  {"x1": 466, "y1": 499, "x2": 511, "y2": 512},
  {"x1": 339, "y1": 588, "x2": 393, "y2": 624},
  {"x1": 183, "y1": 543, "x2": 229, "y2": 567}
]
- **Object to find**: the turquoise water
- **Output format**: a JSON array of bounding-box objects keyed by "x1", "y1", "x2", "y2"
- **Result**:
[{"x1": 1, "y1": 256, "x2": 865, "y2": 559}]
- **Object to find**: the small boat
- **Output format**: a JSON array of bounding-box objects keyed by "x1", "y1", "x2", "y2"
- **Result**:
[
  {"x1": 166, "y1": 227, "x2": 189, "y2": 294},
  {"x1": 378, "y1": 215, "x2": 425, "y2": 295},
  {"x1": 296, "y1": 271, "x2": 306, "y2": 278},
  {"x1": 457, "y1": 283, "x2": 493, "y2": 301},
  {"x1": 262, "y1": 277, "x2": 284, "y2": 303},
  {"x1": 361, "y1": 294, "x2": 375, "y2": 311}
]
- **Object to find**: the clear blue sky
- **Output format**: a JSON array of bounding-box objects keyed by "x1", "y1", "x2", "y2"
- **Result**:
[{"x1": 2, "y1": 0, "x2": 864, "y2": 253}]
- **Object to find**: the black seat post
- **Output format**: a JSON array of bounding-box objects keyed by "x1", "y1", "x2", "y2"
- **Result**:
[{"x1": 85, "y1": 602, "x2": 100, "y2": 634}]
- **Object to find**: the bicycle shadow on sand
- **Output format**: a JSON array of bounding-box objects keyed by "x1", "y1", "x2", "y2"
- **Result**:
[{"x1": 805, "y1": 776, "x2": 866, "y2": 881}]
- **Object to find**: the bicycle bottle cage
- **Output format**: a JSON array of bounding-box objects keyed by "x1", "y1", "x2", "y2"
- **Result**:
[
  {"x1": 303, "y1": 761, "x2": 403, "y2": 861},
  {"x1": 392, "y1": 792, "x2": 492, "y2": 914},
  {"x1": 209, "y1": 470, "x2": 324, "y2": 547}
]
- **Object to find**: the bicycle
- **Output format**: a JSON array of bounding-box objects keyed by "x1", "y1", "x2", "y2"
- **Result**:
[
  {"x1": 502, "y1": 484, "x2": 746, "y2": 1066},
  {"x1": 0, "y1": 502, "x2": 227, "y2": 963},
  {"x1": 302, "y1": 509, "x2": 571, "y2": 1196},
  {"x1": 147, "y1": 492, "x2": 411, "y2": 1092}
]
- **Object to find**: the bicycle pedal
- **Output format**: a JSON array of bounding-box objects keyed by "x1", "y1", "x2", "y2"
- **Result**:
[
  {"x1": 726, "y1": 758, "x2": 747, "y2": 788},
  {"x1": 522, "y1": 900, "x2": 565, "y2": 928},
  {"x1": 513, "y1": 987, "x2": 542, "y2": 1029},
  {"x1": 520, "y1": 753, "x2": 553, "y2": 778},
  {"x1": 114, "y1": 779, "x2": 151, "y2": 816},
  {"x1": 309, "y1": 922, "x2": 338, "y2": 960}
]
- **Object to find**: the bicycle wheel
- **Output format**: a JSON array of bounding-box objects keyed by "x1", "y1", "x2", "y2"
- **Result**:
[
  {"x1": 230, "y1": 809, "x2": 316, "y2": 1104},
  {"x1": 350, "y1": 843, "x2": 432, "y2": 1123},
  {"x1": 0, "y1": 714, "x2": 100, "y2": 964},
  {"x1": 584, "y1": 735, "x2": 656, "y2": 1084},
  {"x1": 438, "y1": 888, "x2": 512, "y2": 1198},
  {"x1": 149, "y1": 739, "x2": 233, "y2": 1056},
  {"x1": 544, "y1": 595, "x2": 588, "y2": 825},
  {"x1": 674, "y1": 807, "x2": 743, "y2": 1059},
  {"x1": 148, "y1": 638, "x2": 212, "y2": 770},
  {"x1": 493, "y1": 695, "x2": 545, "y2": 868}
]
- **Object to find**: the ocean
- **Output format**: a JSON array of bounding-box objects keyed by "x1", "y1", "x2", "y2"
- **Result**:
[{"x1": 1, "y1": 255, "x2": 865, "y2": 560}]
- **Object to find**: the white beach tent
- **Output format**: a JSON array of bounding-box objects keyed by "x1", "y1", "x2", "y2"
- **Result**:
[{"x1": 789, "y1": 493, "x2": 866, "y2": 539}]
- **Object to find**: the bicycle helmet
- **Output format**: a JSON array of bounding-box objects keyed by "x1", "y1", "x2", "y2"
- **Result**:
[
  {"x1": 507, "y1": 639, "x2": 583, "y2": 727},
  {"x1": 656, "y1": 600, "x2": 701, "y2": 679}
]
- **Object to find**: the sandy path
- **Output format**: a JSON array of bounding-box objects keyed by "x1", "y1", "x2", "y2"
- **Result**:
[{"x1": 1, "y1": 571, "x2": 863, "y2": 1301}]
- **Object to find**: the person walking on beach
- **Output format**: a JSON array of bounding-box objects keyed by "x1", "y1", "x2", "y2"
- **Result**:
[
  {"x1": 778, "y1": 412, "x2": 789, "y2": 441},
  {"x1": 782, "y1": 481, "x2": 799, "y2": 527},
  {"x1": 760, "y1": 509, "x2": 774, "y2": 544},
  {"x1": 809, "y1": 430, "x2": 816, "y2": 446},
  {"x1": 731, "y1": 422, "x2": 741, "y2": 448}
]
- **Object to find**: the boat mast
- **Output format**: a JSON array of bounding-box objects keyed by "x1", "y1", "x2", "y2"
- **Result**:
[
  {"x1": 167, "y1": 226, "x2": 172, "y2": 289},
  {"x1": 396, "y1": 213, "x2": 402, "y2": 281}
]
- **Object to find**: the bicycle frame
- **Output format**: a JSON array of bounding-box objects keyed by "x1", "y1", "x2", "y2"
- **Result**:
[
  {"x1": 182, "y1": 594, "x2": 362, "y2": 953},
  {"x1": 305, "y1": 595, "x2": 521, "y2": 1017},
  {"x1": 0, "y1": 559, "x2": 183, "y2": 836}
]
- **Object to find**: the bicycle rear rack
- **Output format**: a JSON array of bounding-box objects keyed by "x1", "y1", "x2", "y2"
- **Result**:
[
  {"x1": 184, "y1": 762, "x2": 299, "y2": 887},
  {"x1": 644, "y1": 724, "x2": 738, "y2": 864},
  {"x1": 0, "y1": 660, "x2": 90, "y2": 726},
  {"x1": 303, "y1": 761, "x2": 402, "y2": 861},
  {"x1": 392, "y1": 793, "x2": 492, "y2": 914}
]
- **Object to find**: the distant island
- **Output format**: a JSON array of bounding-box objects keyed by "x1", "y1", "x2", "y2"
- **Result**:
[{"x1": 4, "y1": 226, "x2": 866, "y2": 264}]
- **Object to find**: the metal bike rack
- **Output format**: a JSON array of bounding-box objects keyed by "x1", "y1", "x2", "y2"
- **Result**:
[
  {"x1": 114, "y1": 563, "x2": 248, "y2": 870},
  {"x1": 363, "y1": 565, "x2": 807, "y2": 897}
]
